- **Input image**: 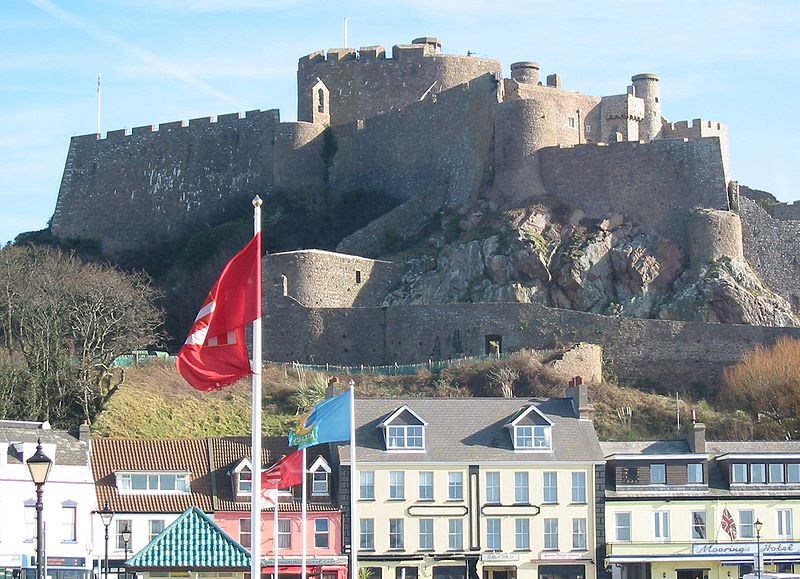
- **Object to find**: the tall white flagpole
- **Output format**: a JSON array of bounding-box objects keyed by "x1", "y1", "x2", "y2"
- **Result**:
[
  {"x1": 349, "y1": 379, "x2": 357, "y2": 579},
  {"x1": 274, "y1": 490, "x2": 279, "y2": 579},
  {"x1": 251, "y1": 196, "x2": 263, "y2": 579},
  {"x1": 96, "y1": 73, "x2": 102, "y2": 136},
  {"x1": 302, "y1": 448, "x2": 308, "y2": 579}
]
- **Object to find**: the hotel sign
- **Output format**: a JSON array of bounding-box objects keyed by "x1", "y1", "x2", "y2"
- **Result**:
[
  {"x1": 540, "y1": 552, "x2": 588, "y2": 560},
  {"x1": 481, "y1": 553, "x2": 520, "y2": 562},
  {"x1": 692, "y1": 543, "x2": 800, "y2": 556}
]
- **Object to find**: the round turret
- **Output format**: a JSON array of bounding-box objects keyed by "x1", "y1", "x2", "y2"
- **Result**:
[
  {"x1": 510, "y1": 61, "x2": 541, "y2": 84},
  {"x1": 631, "y1": 73, "x2": 661, "y2": 142}
]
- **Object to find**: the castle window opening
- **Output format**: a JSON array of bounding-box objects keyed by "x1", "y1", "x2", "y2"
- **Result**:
[
  {"x1": 586, "y1": 124, "x2": 592, "y2": 133},
  {"x1": 355, "y1": 270, "x2": 362, "y2": 284},
  {"x1": 281, "y1": 274, "x2": 288, "y2": 297},
  {"x1": 318, "y1": 88, "x2": 325, "y2": 113},
  {"x1": 568, "y1": 117, "x2": 576, "y2": 128}
]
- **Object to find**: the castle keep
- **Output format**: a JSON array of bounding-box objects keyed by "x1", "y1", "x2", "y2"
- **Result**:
[{"x1": 49, "y1": 37, "x2": 800, "y2": 388}]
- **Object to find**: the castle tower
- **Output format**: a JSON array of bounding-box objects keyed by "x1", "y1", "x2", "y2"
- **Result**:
[
  {"x1": 510, "y1": 61, "x2": 540, "y2": 85},
  {"x1": 309, "y1": 78, "x2": 330, "y2": 126},
  {"x1": 631, "y1": 73, "x2": 661, "y2": 142}
]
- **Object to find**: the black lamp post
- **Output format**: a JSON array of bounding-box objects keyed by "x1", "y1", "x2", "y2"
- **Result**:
[
  {"x1": 121, "y1": 526, "x2": 131, "y2": 579},
  {"x1": 99, "y1": 503, "x2": 114, "y2": 579},
  {"x1": 755, "y1": 519, "x2": 764, "y2": 579},
  {"x1": 27, "y1": 440, "x2": 53, "y2": 579}
]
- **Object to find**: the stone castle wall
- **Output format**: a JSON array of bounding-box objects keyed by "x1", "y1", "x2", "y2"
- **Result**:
[
  {"x1": 740, "y1": 197, "x2": 800, "y2": 311},
  {"x1": 51, "y1": 109, "x2": 280, "y2": 254},
  {"x1": 297, "y1": 41, "x2": 502, "y2": 127},
  {"x1": 265, "y1": 249, "x2": 402, "y2": 308},
  {"x1": 263, "y1": 298, "x2": 800, "y2": 390},
  {"x1": 537, "y1": 137, "x2": 730, "y2": 247}
]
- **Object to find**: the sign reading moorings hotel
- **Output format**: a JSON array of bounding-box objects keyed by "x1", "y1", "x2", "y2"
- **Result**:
[{"x1": 692, "y1": 543, "x2": 800, "y2": 556}]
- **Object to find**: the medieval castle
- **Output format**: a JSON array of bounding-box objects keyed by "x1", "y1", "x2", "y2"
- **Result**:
[{"x1": 48, "y1": 37, "x2": 800, "y2": 389}]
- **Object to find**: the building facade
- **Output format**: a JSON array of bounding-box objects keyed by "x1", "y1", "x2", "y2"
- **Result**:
[
  {"x1": 603, "y1": 424, "x2": 800, "y2": 579},
  {"x1": 337, "y1": 390, "x2": 605, "y2": 579},
  {"x1": 0, "y1": 420, "x2": 95, "y2": 579}
]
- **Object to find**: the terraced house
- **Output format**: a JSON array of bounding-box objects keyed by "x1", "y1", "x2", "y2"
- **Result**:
[
  {"x1": 337, "y1": 385, "x2": 605, "y2": 579},
  {"x1": 602, "y1": 423, "x2": 800, "y2": 579}
]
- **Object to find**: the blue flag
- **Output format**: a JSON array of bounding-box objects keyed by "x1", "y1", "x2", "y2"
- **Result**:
[{"x1": 288, "y1": 389, "x2": 352, "y2": 449}]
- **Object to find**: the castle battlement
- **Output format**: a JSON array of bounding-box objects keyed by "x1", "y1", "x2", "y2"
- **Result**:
[
  {"x1": 298, "y1": 37, "x2": 444, "y2": 66},
  {"x1": 664, "y1": 118, "x2": 726, "y2": 133},
  {"x1": 69, "y1": 109, "x2": 281, "y2": 144}
]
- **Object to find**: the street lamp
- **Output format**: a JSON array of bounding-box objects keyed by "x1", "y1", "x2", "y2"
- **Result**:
[
  {"x1": 27, "y1": 440, "x2": 53, "y2": 579},
  {"x1": 755, "y1": 519, "x2": 764, "y2": 579},
  {"x1": 121, "y1": 526, "x2": 132, "y2": 579},
  {"x1": 99, "y1": 503, "x2": 114, "y2": 579}
]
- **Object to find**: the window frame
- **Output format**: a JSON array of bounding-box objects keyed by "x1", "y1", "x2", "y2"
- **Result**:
[
  {"x1": 740, "y1": 510, "x2": 755, "y2": 539},
  {"x1": 419, "y1": 471, "x2": 434, "y2": 501},
  {"x1": 360, "y1": 518, "x2": 374, "y2": 550},
  {"x1": 314, "y1": 517, "x2": 330, "y2": 549},
  {"x1": 650, "y1": 464, "x2": 666, "y2": 485},
  {"x1": 514, "y1": 471, "x2": 529, "y2": 504},
  {"x1": 485, "y1": 472, "x2": 500, "y2": 504},
  {"x1": 615, "y1": 512, "x2": 631, "y2": 542},
  {"x1": 571, "y1": 472, "x2": 586, "y2": 503},
  {"x1": 544, "y1": 518, "x2": 558, "y2": 550},
  {"x1": 360, "y1": 470, "x2": 375, "y2": 500},
  {"x1": 387, "y1": 425, "x2": 424, "y2": 450},
  {"x1": 654, "y1": 510, "x2": 670, "y2": 541},
  {"x1": 448, "y1": 472, "x2": 464, "y2": 501},
  {"x1": 418, "y1": 518, "x2": 434, "y2": 551},
  {"x1": 148, "y1": 519, "x2": 165, "y2": 542},
  {"x1": 751, "y1": 463, "x2": 767, "y2": 484},
  {"x1": 389, "y1": 471, "x2": 405, "y2": 500},
  {"x1": 278, "y1": 518, "x2": 292, "y2": 549},
  {"x1": 515, "y1": 518, "x2": 530, "y2": 551},
  {"x1": 572, "y1": 518, "x2": 587, "y2": 550},
  {"x1": 778, "y1": 509, "x2": 793, "y2": 539},
  {"x1": 389, "y1": 518, "x2": 404, "y2": 550},
  {"x1": 543, "y1": 472, "x2": 558, "y2": 503},
  {"x1": 62, "y1": 504, "x2": 77, "y2": 542},
  {"x1": 691, "y1": 510, "x2": 707, "y2": 540},
  {"x1": 486, "y1": 518, "x2": 502, "y2": 551},
  {"x1": 688, "y1": 463, "x2": 704, "y2": 484},
  {"x1": 770, "y1": 463, "x2": 786, "y2": 484},
  {"x1": 116, "y1": 519, "x2": 133, "y2": 550},
  {"x1": 732, "y1": 463, "x2": 748, "y2": 483},
  {"x1": 448, "y1": 518, "x2": 463, "y2": 551},
  {"x1": 116, "y1": 471, "x2": 191, "y2": 494}
]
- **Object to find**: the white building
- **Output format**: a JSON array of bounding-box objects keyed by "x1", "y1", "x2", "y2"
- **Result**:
[{"x1": 0, "y1": 420, "x2": 95, "y2": 579}]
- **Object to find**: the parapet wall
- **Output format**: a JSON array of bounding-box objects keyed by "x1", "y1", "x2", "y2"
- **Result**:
[
  {"x1": 661, "y1": 118, "x2": 729, "y2": 169},
  {"x1": 537, "y1": 137, "x2": 730, "y2": 246},
  {"x1": 51, "y1": 109, "x2": 280, "y2": 254},
  {"x1": 740, "y1": 196, "x2": 800, "y2": 311},
  {"x1": 263, "y1": 299, "x2": 800, "y2": 390},
  {"x1": 297, "y1": 40, "x2": 502, "y2": 126}
]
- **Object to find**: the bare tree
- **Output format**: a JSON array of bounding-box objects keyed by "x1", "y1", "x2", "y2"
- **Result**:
[{"x1": 0, "y1": 245, "x2": 164, "y2": 425}]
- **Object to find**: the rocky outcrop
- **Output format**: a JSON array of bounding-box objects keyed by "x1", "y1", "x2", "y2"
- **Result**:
[{"x1": 383, "y1": 201, "x2": 798, "y2": 328}]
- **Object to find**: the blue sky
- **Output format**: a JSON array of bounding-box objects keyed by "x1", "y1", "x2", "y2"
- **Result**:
[{"x1": 2, "y1": 0, "x2": 799, "y2": 247}]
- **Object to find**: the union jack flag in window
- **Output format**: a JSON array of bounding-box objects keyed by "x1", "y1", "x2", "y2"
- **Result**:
[{"x1": 721, "y1": 507, "x2": 738, "y2": 540}]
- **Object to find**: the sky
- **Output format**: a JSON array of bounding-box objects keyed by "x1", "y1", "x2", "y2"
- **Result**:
[{"x1": 1, "y1": 0, "x2": 799, "y2": 247}]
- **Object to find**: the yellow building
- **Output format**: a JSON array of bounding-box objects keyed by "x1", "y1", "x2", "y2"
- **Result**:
[
  {"x1": 339, "y1": 389, "x2": 604, "y2": 579},
  {"x1": 603, "y1": 424, "x2": 800, "y2": 579}
]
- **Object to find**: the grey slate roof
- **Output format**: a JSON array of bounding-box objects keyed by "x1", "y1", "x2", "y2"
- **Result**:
[
  {"x1": 601, "y1": 440, "x2": 691, "y2": 456},
  {"x1": 0, "y1": 422, "x2": 88, "y2": 466},
  {"x1": 342, "y1": 397, "x2": 603, "y2": 464}
]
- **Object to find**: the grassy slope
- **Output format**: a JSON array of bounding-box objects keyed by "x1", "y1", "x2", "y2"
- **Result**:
[{"x1": 92, "y1": 354, "x2": 756, "y2": 441}]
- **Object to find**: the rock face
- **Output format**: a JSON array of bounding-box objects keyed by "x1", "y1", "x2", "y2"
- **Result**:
[{"x1": 383, "y1": 202, "x2": 799, "y2": 328}]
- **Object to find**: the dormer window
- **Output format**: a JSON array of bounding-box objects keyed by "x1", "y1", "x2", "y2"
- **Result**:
[
  {"x1": 238, "y1": 467, "x2": 252, "y2": 495},
  {"x1": 506, "y1": 404, "x2": 554, "y2": 451},
  {"x1": 309, "y1": 455, "x2": 332, "y2": 497},
  {"x1": 117, "y1": 471, "x2": 190, "y2": 494},
  {"x1": 515, "y1": 425, "x2": 551, "y2": 449},
  {"x1": 379, "y1": 406, "x2": 427, "y2": 452},
  {"x1": 388, "y1": 425, "x2": 424, "y2": 449}
]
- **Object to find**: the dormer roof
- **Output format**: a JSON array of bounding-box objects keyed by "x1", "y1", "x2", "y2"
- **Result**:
[
  {"x1": 378, "y1": 405, "x2": 427, "y2": 428},
  {"x1": 504, "y1": 403, "x2": 554, "y2": 429}
]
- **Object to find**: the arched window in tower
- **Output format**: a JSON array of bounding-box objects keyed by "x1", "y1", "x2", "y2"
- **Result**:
[{"x1": 318, "y1": 88, "x2": 325, "y2": 113}]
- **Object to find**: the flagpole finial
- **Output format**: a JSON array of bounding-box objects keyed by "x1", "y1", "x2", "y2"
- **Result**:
[{"x1": 252, "y1": 195, "x2": 263, "y2": 208}]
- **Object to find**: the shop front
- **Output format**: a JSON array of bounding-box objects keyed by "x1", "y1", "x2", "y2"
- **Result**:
[
  {"x1": 607, "y1": 541, "x2": 800, "y2": 579},
  {"x1": 20, "y1": 556, "x2": 91, "y2": 579},
  {"x1": 481, "y1": 552, "x2": 519, "y2": 579},
  {"x1": 261, "y1": 555, "x2": 348, "y2": 579}
]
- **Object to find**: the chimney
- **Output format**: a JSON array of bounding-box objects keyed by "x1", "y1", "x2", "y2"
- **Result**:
[
  {"x1": 567, "y1": 376, "x2": 594, "y2": 420},
  {"x1": 688, "y1": 422, "x2": 706, "y2": 453},
  {"x1": 79, "y1": 421, "x2": 91, "y2": 443}
]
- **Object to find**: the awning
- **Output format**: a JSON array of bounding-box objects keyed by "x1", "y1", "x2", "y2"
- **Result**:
[{"x1": 608, "y1": 555, "x2": 800, "y2": 564}]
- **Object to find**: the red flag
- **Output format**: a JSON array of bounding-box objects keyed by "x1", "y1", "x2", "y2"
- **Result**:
[
  {"x1": 176, "y1": 233, "x2": 262, "y2": 391},
  {"x1": 721, "y1": 507, "x2": 738, "y2": 540},
  {"x1": 262, "y1": 451, "x2": 303, "y2": 489}
]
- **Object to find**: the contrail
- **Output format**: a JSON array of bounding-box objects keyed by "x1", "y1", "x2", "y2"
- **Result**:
[{"x1": 25, "y1": 0, "x2": 246, "y2": 110}]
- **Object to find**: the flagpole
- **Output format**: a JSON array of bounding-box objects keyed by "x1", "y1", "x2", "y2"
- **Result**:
[
  {"x1": 302, "y1": 448, "x2": 307, "y2": 579},
  {"x1": 274, "y1": 497, "x2": 279, "y2": 579},
  {"x1": 251, "y1": 195, "x2": 263, "y2": 579},
  {"x1": 349, "y1": 379, "x2": 357, "y2": 579}
]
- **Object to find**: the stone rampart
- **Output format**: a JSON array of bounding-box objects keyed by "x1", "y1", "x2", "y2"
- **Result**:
[
  {"x1": 264, "y1": 249, "x2": 402, "y2": 307},
  {"x1": 51, "y1": 109, "x2": 280, "y2": 255},
  {"x1": 740, "y1": 196, "x2": 800, "y2": 311},
  {"x1": 688, "y1": 209, "x2": 744, "y2": 269},
  {"x1": 537, "y1": 137, "x2": 729, "y2": 247},
  {"x1": 263, "y1": 298, "x2": 800, "y2": 390},
  {"x1": 297, "y1": 40, "x2": 502, "y2": 126}
]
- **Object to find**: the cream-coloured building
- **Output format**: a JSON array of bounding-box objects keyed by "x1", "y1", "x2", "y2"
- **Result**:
[
  {"x1": 338, "y1": 387, "x2": 604, "y2": 579},
  {"x1": 603, "y1": 424, "x2": 800, "y2": 579}
]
